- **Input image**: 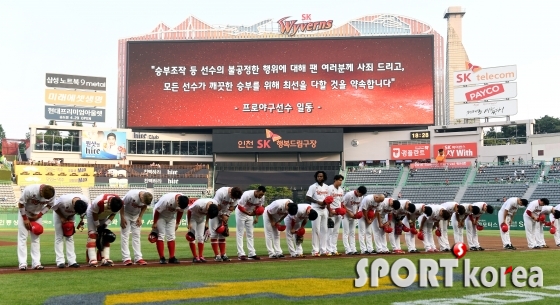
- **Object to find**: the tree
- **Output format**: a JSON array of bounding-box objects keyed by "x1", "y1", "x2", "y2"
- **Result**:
[
  {"x1": 0, "y1": 124, "x2": 4, "y2": 151},
  {"x1": 247, "y1": 184, "x2": 293, "y2": 205},
  {"x1": 535, "y1": 115, "x2": 560, "y2": 134}
]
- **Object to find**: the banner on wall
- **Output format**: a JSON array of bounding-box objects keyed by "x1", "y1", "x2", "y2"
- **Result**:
[
  {"x1": 409, "y1": 161, "x2": 472, "y2": 169},
  {"x1": 390, "y1": 144, "x2": 431, "y2": 160},
  {"x1": 14, "y1": 164, "x2": 94, "y2": 176},
  {"x1": 16, "y1": 175, "x2": 95, "y2": 187},
  {"x1": 432, "y1": 143, "x2": 478, "y2": 159},
  {"x1": 81, "y1": 130, "x2": 127, "y2": 160}
]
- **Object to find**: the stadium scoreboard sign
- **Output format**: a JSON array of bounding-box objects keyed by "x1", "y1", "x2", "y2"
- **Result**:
[
  {"x1": 212, "y1": 128, "x2": 343, "y2": 153},
  {"x1": 410, "y1": 131, "x2": 430, "y2": 140}
]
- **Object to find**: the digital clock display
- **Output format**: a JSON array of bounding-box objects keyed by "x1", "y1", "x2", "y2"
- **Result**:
[{"x1": 410, "y1": 131, "x2": 430, "y2": 139}]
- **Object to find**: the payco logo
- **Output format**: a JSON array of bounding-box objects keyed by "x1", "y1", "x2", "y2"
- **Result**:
[{"x1": 354, "y1": 243, "x2": 543, "y2": 289}]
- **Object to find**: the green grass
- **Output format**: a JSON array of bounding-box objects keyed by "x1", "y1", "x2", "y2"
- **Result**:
[{"x1": 0, "y1": 229, "x2": 559, "y2": 305}]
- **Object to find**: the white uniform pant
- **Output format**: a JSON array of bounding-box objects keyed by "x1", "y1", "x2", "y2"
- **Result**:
[
  {"x1": 372, "y1": 217, "x2": 389, "y2": 252},
  {"x1": 235, "y1": 209, "x2": 256, "y2": 257},
  {"x1": 285, "y1": 216, "x2": 303, "y2": 256},
  {"x1": 535, "y1": 222, "x2": 546, "y2": 247},
  {"x1": 419, "y1": 215, "x2": 436, "y2": 251},
  {"x1": 210, "y1": 214, "x2": 227, "y2": 239},
  {"x1": 402, "y1": 216, "x2": 416, "y2": 251},
  {"x1": 120, "y1": 213, "x2": 143, "y2": 262},
  {"x1": 555, "y1": 219, "x2": 560, "y2": 245},
  {"x1": 86, "y1": 215, "x2": 112, "y2": 263},
  {"x1": 191, "y1": 217, "x2": 206, "y2": 243},
  {"x1": 18, "y1": 214, "x2": 42, "y2": 268},
  {"x1": 437, "y1": 219, "x2": 451, "y2": 250},
  {"x1": 450, "y1": 213, "x2": 465, "y2": 245},
  {"x1": 388, "y1": 218, "x2": 402, "y2": 251},
  {"x1": 465, "y1": 218, "x2": 480, "y2": 248},
  {"x1": 53, "y1": 213, "x2": 77, "y2": 265},
  {"x1": 523, "y1": 214, "x2": 539, "y2": 248},
  {"x1": 155, "y1": 217, "x2": 176, "y2": 242},
  {"x1": 327, "y1": 215, "x2": 342, "y2": 253},
  {"x1": 263, "y1": 213, "x2": 282, "y2": 256},
  {"x1": 342, "y1": 217, "x2": 357, "y2": 254},
  {"x1": 86, "y1": 214, "x2": 111, "y2": 233},
  {"x1": 357, "y1": 217, "x2": 374, "y2": 253},
  {"x1": 311, "y1": 206, "x2": 328, "y2": 255},
  {"x1": 498, "y1": 210, "x2": 512, "y2": 247}
]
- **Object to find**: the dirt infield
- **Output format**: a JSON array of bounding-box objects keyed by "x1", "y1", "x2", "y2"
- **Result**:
[
  {"x1": 0, "y1": 241, "x2": 16, "y2": 247},
  {"x1": 1, "y1": 234, "x2": 557, "y2": 275}
]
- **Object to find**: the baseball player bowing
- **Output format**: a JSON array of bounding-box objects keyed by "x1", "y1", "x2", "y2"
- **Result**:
[
  {"x1": 52, "y1": 193, "x2": 88, "y2": 268},
  {"x1": 549, "y1": 207, "x2": 560, "y2": 247},
  {"x1": 438, "y1": 202, "x2": 466, "y2": 252},
  {"x1": 498, "y1": 197, "x2": 528, "y2": 250},
  {"x1": 286, "y1": 203, "x2": 318, "y2": 258},
  {"x1": 374, "y1": 198, "x2": 400, "y2": 254},
  {"x1": 388, "y1": 200, "x2": 416, "y2": 254},
  {"x1": 358, "y1": 194, "x2": 385, "y2": 254},
  {"x1": 263, "y1": 199, "x2": 298, "y2": 258},
  {"x1": 403, "y1": 204, "x2": 432, "y2": 253},
  {"x1": 211, "y1": 186, "x2": 242, "y2": 262},
  {"x1": 523, "y1": 198, "x2": 550, "y2": 249},
  {"x1": 465, "y1": 202, "x2": 494, "y2": 251},
  {"x1": 17, "y1": 184, "x2": 55, "y2": 271},
  {"x1": 306, "y1": 171, "x2": 330, "y2": 256},
  {"x1": 342, "y1": 186, "x2": 367, "y2": 255},
  {"x1": 418, "y1": 204, "x2": 451, "y2": 252},
  {"x1": 120, "y1": 189, "x2": 153, "y2": 266},
  {"x1": 236, "y1": 186, "x2": 266, "y2": 260},
  {"x1": 152, "y1": 193, "x2": 189, "y2": 264},
  {"x1": 86, "y1": 193, "x2": 123, "y2": 267},
  {"x1": 535, "y1": 205, "x2": 560, "y2": 248},
  {"x1": 187, "y1": 198, "x2": 219, "y2": 263},
  {"x1": 451, "y1": 203, "x2": 480, "y2": 245},
  {"x1": 326, "y1": 175, "x2": 345, "y2": 256}
]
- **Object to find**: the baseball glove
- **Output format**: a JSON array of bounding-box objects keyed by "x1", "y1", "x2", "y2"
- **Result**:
[
  {"x1": 296, "y1": 234, "x2": 304, "y2": 245},
  {"x1": 222, "y1": 223, "x2": 230, "y2": 237},
  {"x1": 327, "y1": 218, "x2": 335, "y2": 229}
]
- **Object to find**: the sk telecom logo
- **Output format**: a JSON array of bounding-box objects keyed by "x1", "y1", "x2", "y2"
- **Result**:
[
  {"x1": 277, "y1": 16, "x2": 333, "y2": 36},
  {"x1": 354, "y1": 242, "x2": 543, "y2": 289}
]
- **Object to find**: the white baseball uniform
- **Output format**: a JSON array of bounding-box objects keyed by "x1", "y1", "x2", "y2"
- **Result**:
[
  {"x1": 188, "y1": 198, "x2": 216, "y2": 242},
  {"x1": 236, "y1": 190, "x2": 266, "y2": 257},
  {"x1": 326, "y1": 184, "x2": 345, "y2": 254},
  {"x1": 466, "y1": 202, "x2": 487, "y2": 249},
  {"x1": 358, "y1": 195, "x2": 379, "y2": 253},
  {"x1": 263, "y1": 199, "x2": 292, "y2": 257},
  {"x1": 438, "y1": 202, "x2": 459, "y2": 250},
  {"x1": 523, "y1": 200, "x2": 542, "y2": 248},
  {"x1": 86, "y1": 193, "x2": 121, "y2": 264},
  {"x1": 403, "y1": 203, "x2": 425, "y2": 252},
  {"x1": 120, "y1": 189, "x2": 150, "y2": 263},
  {"x1": 52, "y1": 193, "x2": 88, "y2": 266},
  {"x1": 420, "y1": 204, "x2": 444, "y2": 252},
  {"x1": 153, "y1": 193, "x2": 185, "y2": 242},
  {"x1": 535, "y1": 205, "x2": 553, "y2": 247},
  {"x1": 212, "y1": 187, "x2": 238, "y2": 239},
  {"x1": 451, "y1": 203, "x2": 472, "y2": 245},
  {"x1": 18, "y1": 184, "x2": 54, "y2": 269},
  {"x1": 498, "y1": 197, "x2": 520, "y2": 247},
  {"x1": 342, "y1": 190, "x2": 363, "y2": 254},
  {"x1": 550, "y1": 207, "x2": 560, "y2": 246},
  {"x1": 285, "y1": 204, "x2": 312, "y2": 257},
  {"x1": 373, "y1": 198, "x2": 394, "y2": 252},
  {"x1": 389, "y1": 200, "x2": 411, "y2": 251},
  {"x1": 307, "y1": 182, "x2": 329, "y2": 255}
]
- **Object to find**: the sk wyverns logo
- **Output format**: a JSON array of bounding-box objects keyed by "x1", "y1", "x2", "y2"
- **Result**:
[
  {"x1": 354, "y1": 243, "x2": 543, "y2": 289},
  {"x1": 277, "y1": 16, "x2": 333, "y2": 36},
  {"x1": 257, "y1": 129, "x2": 282, "y2": 149}
]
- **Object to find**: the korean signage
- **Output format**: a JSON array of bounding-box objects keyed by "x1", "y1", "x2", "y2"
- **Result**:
[
  {"x1": 44, "y1": 105, "x2": 106, "y2": 123},
  {"x1": 454, "y1": 99, "x2": 518, "y2": 119},
  {"x1": 82, "y1": 130, "x2": 127, "y2": 160},
  {"x1": 432, "y1": 143, "x2": 477, "y2": 159},
  {"x1": 45, "y1": 73, "x2": 106, "y2": 91},
  {"x1": 212, "y1": 128, "x2": 343, "y2": 153},
  {"x1": 453, "y1": 65, "x2": 517, "y2": 87},
  {"x1": 126, "y1": 36, "x2": 435, "y2": 128},
  {"x1": 453, "y1": 82, "x2": 517, "y2": 102},
  {"x1": 13, "y1": 164, "x2": 94, "y2": 177},
  {"x1": 95, "y1": 177, "x2": 208, "y2": 187},
  {"x1": 390, "y1": 144, "x2": 430, "y2": 160},
  {"x1": 17, "y1": 174, "x2": 95, "y2": 187},
  {"x1": 409, "y1": 161, "x2": 472, "y2": 169},
  {"x1": 45, "y1": 88, "x2": 107, "y2": 107}
]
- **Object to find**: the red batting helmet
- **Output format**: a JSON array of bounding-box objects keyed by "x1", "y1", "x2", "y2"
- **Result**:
[
  {"x1": 384, "y1": 226, "x2": 393, "y2": 234},
  {"x1": 410, "y1": 227, "x2": 418, "y2": 235},
  {"x1": 30, "y1": 222, "x2": 43, "y2": 236},
  {"x1": 335, "y1": 207, "x2": 347, "y2": 216},
  {"x1": 402, "y1": 226, "x2": 410, "y2": 233},
  {"x1": 62, "y1": 221, "x2": 75, "y2": 237},
  {"x1": 538, "y1": 214, "x2": 546, "y2": 223},
  {"x1": 354, "y1": 211, "x2": 363, "y2": 219},
  {"x1": 501, "y1": 223, "x2": 509, "y2": 233},
  {"x1": 276, "y1": 224, "x2": 287, "y2": 231},
  {"x1": 254, "y1": 206, "x2": 265, "y2": 216},
  {"x1": 417, "y1": 231, "x2": 424, "y2": 241},
  {"x1": 435, "y1": 228, "x2": 442, "y2": 237},
  {"x1": 296, "y1": 227, "x2": 306, "y2": 236},
  {"x1": 215, "y1": 224, "x2": 226, "y2": 234},
  {"x1": 476, "y1": 224, "x2": 484, "y2": 231},
  {"x1": 148, "y1": 231, "x2": 158, "y2": 243},
  {"x1": 545, "y1": 221, "x2": 552, "y2": 227},
  {"x1": 551, "y1": 226, "x2": 557, "y2": 235},
  {"x1": 185, "y1": 231, "x2": 195, "y2": 242},
  {"x1": 324, "y1": 196, "x2": 334, "y2": 205},
  {"x1": 366, "y1": 210, "x2": 375, "y2": 219}
]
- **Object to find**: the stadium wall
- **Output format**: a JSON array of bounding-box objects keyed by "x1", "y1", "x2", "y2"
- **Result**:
[{"x1": 531, "y1": 133, "x2": 560, "y2": 162}]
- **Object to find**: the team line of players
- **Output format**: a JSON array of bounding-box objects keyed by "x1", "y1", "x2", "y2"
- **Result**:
[{"x1": 16, "y1": 172, "x2": 560, "y2": 269}]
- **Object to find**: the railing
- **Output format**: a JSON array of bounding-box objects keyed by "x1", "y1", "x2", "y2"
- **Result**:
[{"x1": 153, "y1": 184, "x2": 207, "y2": 188}]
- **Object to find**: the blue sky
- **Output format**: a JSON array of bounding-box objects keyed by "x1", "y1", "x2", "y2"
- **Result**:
[{"x1": 1, "y1": 0, "x2": 558, "y2": 137}]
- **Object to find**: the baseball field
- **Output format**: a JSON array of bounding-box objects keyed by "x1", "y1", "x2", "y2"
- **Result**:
[{"x1": 0, "y1": 228, "x2": 559, "y2": 305}]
